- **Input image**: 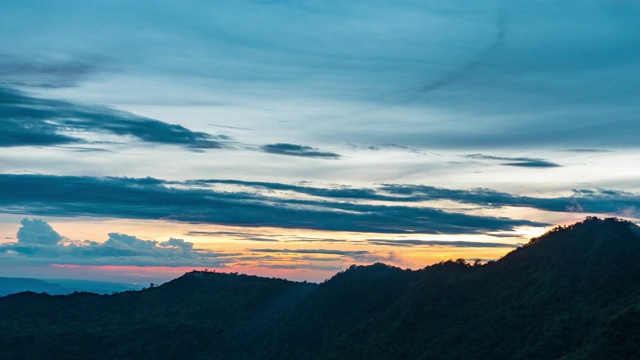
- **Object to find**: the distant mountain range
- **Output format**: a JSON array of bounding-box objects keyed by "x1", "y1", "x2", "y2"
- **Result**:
[
  {"x1": 1, "y1": 217, "x2": 639, "y2": 359},
  {"x1": 0, "y1": 277, "x2": 142, "y2": 297}
]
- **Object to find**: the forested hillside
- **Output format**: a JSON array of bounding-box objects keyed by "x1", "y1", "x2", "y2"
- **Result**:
[{"x1": 1, "y1": 217, "x2": 639, "y2": 360}]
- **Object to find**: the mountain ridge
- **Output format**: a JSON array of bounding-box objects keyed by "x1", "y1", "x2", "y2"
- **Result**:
[
  {"x1": 1, "y1": 217, "x2": 639, "y2": 359},
  {"x1": 0, "y1": 277, "x2": 143, "y2": 296}
]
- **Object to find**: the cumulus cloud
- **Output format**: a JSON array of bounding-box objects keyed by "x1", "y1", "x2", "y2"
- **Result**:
[
  {"x1": 1, "y1": 219, "x2": 228, "y2": 267},
  {"x1": 159, "y1": 238, "x2": 194, "y2": 249},
  {"x1": 104, "y1": 233, "x2": 158, "y2": 250},
  {"x1": 16, "y1": 218, "x2": 62, "y2": 246}
]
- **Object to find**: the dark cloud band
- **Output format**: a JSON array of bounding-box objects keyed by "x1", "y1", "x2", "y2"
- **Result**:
[
  {"x1": 0, "y1": 174, "x2": 545, "y2": 234},
  {"x1": 186, "y1": 178, "x2": 640, "y2": 217}
]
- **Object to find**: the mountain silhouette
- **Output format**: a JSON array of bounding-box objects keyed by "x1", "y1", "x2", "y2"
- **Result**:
[
  {"x1": 320, "y1": 217, "x2": 640, "y2": 360},
  {"x1": 0, "y1": 277, "x2": 66, "y2": 296},
  {"x1": 1, "y1": 217, "x2": 639, "y2": 359}
]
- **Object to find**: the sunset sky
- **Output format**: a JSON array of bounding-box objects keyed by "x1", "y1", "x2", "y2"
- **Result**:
[{"x1": 1, "y1": 0, "x2": 639, "y2": 284}]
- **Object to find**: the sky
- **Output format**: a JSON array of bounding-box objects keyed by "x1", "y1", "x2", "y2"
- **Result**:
[{"x1": 1, "y1": 0, "x2": 640, "y2": 284}]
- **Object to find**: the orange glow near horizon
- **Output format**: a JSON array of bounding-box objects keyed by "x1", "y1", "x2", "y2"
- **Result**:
[
  {"x1": 48, "y1": 263, "x2": 334, "y2": 283},
  {"x1": 49, "y1": 264, "x2": 212, "y2": 284},
  {"x1": 0, "y1": 214, "x2": 556, "y2": 283}
]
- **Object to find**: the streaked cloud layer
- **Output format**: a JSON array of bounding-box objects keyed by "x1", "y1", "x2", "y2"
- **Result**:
[
  {"x1": 0, "y1": 174, "x2": 546, "y2": 234},
  {"x1": 1, "y1": 0, "x2": 639, "y2": 281},
  {"x1": 3, "y1": 174, "x2": 640, "y2": 235}
]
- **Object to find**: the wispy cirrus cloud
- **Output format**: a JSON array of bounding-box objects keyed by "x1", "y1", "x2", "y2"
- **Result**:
[
  {"x1": 562, "y1": 149, "x2": 610, "y2": 153},
  {"x1": 366, "y1": 239, "x2": 517, "y2": 248},
  {"x1": 2, "y1": 1, "x2": 639, "y2": 153},
  {"x1": 186, "y1": 231, "x2": 280, "y2": 242},
  {"x1": 244, "y1": 248, "x2": 406, "y2": 268},
  {"x1": 1, "y1": 85, "x2": 343, "y2": 159},
  {"x1": 261, "y1": 143, "x2": 341, "y2": 159},
  {"x1": 0, "y1": 54, "x2": 106, "y2": 88},
  {"x1": 248, "y1": 248, "x2": 370, "y2": 257},
  {"x1": 465, "y1": 154, "x2": 560, "y2": 168},
  {"x1": 0, "y1": 87, "x2": 229, "y2": 149}
]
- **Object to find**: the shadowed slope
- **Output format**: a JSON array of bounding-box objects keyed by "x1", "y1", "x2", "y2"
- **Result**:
[
  {"x1": 1, "y1": 218, "x2": 639, "y2": 360},
  {"x1": 320, "y1": 217, "x2": 640, "y2": 360}
]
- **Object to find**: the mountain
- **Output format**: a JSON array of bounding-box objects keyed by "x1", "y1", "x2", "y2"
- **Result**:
[
  {"x1": 255, "y1": 263, "x2": 418, "y2": 360},
  {"x1": 318, "y1": 217, "x2": 640, "y2": 360},
  {"x1": 0, "y1": 278, "x2": 142, "y2": 296},
  {"x1": 0, "y1": 217, "x2": 639, "y2": 359},
  {"x1": 0, "y1": 271, "x2": 317, "y2": 360},
  {"x1": 0, "y1": 277, "x2": 66, "y2": 297}
]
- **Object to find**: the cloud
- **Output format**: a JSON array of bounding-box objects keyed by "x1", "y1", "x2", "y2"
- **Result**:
[
  {"x1": 104, "y1": 233, "x2": 158, "y2": 251},
  {"x1": 249, "y1": 248, "x2": 370, "y2": 257},
  {"x1": 245, "y1": 247, "x2": 394, "y2": 265},
  {"x1": 284, "y1": 236, "x2": 350, "y2": 244},
  {"x1": 1, "y1": 219, "x2": 228, "y2": 267},
  {"x1": 0, "y1": 86, "x2": 229, "y2": 148},
  {"x1": 413, "y1": 7, "x2": 508, "y2": 98},
  {"x1": 5, "y1": 174, "x2": 623, "y2": 230},
  {"x1": 16, "y1": 218, "x2": 62, "y2": 246},
  {"x1": 367, "y1": 239, "x2": 517, "y2": 248},
  {"x1": 186, "y1": 231, "x2": 276, "y2": 242},
  {"x1": 0, "y1": 54, "x2": 105, "y2": 88},
  {"x1": 562, "y1": 149, "x2": 610, "y2": 153},
  {"x1": 346, "y1": 143, "x2": 427, "y2": 155},
  {"x1": 3, "y1": 176, "x2": 638, "y2": 240},
  {"x1": 1, "y1": 85, "x2": 347, "y2": 158},
  {"x1": 380, "y1": 184, "x2": 640, "y2": 216},
  {"x1": 197, "y1": 179, "x2": 640, "y2": 219},
  {"x1": 2, "y1": 1, "x2": 639, "y2": 152},
  {"x1": 187, "y1": 230, "x2": 349, "y2": 244},
  {"x1": 465, "y1": 154, "x2": 560, "y2": 168},
  {"x1": 248, "y1": 263, "x2": 345, "y2": 272},
  {"x1": 186, "y1": 179, "x2": 390, "y2": 201},
  {"x1": 261, "y1": 143, "x2": 341, "y2": 159},
  {"x1": 187, "y1": 231, "x2": 250, "y2": 237},
  {"x1": 159, "y1": 238, "x2": 194, "y2": 249},
  {"x1": 0, "y1": 174, "x2": 545, "y2": 235},
  {"x1": 190, "y1": 179, "x2": 639, "y2": 219}
]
